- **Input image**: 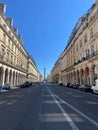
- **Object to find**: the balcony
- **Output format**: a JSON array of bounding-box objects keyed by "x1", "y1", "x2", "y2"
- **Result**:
[
  {"x1": 62, "y1": 49, "x2": 98, "y2": 72},
  {"x1": 74, "y1": 50, "x2": 98, "y2": 66},
  {"x1": 86, "y1": 50, "x2": 98, "y2": 62},
  {"x1": 0, "y1": 52, "x2": 27, "y2": 73}
]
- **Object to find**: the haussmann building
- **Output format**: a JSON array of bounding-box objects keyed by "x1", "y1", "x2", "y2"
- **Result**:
[
  {"x1": 0, "y1": 4, "x2": 41, "y2": 87},
  {"x1": 51, "y1": 0, "x2": 98, "y2": 86}
]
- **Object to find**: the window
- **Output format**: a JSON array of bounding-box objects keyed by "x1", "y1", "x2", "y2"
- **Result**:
[
  {"x1": 3, "y1": 34, "x2": 6, "y2": 42},
  {"x1": 12, "y1": 36, "x2": 14, "y2": 40},
  {"x1": 13, "y1": 45, "x2": 15, "y2": 52},
  {"x1": 14, "y1": 57, "x2": 16, "y2": 64},
  {"x1": 15, "y1": 40, "x2": 17, "y2": 44},
  {"x1": 1, "y1": 48, "x2": 6, "y2": 59},
  {"x1": 84, "y1": 34, "x2": 87, "y2": 43},
  {"x1": 91, "y1": 45, "x2": 94, "y2": 54},
  {"x1": 85, "y1": 49, "x2": 89, "y2": 57},
  {"x1": 16, "y1": 60, "x2": 18, "y2": 66},
  {"x1": 15, "y1": 47, "x2": 16, "y2": 53},
  {"x1": 3, "y1": 24, "x2": 6, "y2": 30},
  {"x1": 12, "y1": 44, "x2": 13, "y2": 50},
  {"x1": 76, "y1": 44, "x2": 78, "y2": 51},
  {"x1": 11, "y1": 55, "x2": 13, "y2": 64},
  {"x1": 7, "y1": 52, "x2": 9, "y2": 61},
  {"x1": 8, "y1": 31, "x2": 11, "y2": 36},
  {"x1": 2, "y1": 48, "x2": 5, "y2": 56},
  {"x1": 8, "y1": 39, "x2": 10, "y2": 48},
  {"x1": 80, "y1": 54, "x2": 82, "y2": 60},
  {"x1": 90, "y1": 28, "x2": 93, "y2": 38},
  {"x1": 80, "y1": 39, "x2": 82, "y2": 48},
  {"x1": 16, "y1": 48, "x2": 18, "y2": 55}
]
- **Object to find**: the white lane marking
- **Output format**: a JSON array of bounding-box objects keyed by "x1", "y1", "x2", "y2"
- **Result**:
[
  {"x1": 55, "y1": 95, "x2": 98, "y2": 127},
  {"x1": 43, "y1": 100, "x2": 64, "y2": 104},
  {"x1": 84, "y1": 101, "x2": 98, "y2": 105},
  {"x1": 39, "y1": 113, "x2": 67, "y2": 122},
  {"x1": 47, "y1": 87, "x2": 79, "y2": 130}
]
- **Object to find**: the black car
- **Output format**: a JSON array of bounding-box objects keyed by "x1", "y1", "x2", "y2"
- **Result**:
[
  {"x1": 73, "y1": 84, "x2": 80, "y2": 89},
  {"x1": 66, "y1": 83, "x2": 71, "y2": 87},
  {"x1": 58, "y1": 83, "x2": 64, "y2": 86},
  {"x1": 70, "y1": 84, "x2": 75, "y2": 88},
  {"x1": 20, "y1": 81, "x2": 31, "y2": 88},
  {"x1": 79, "y1": 84, "x2": 92, "y2": 92}
]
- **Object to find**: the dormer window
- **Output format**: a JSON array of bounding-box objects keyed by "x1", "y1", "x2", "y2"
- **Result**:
[{"x1": 3, "y1": 24, "x2": 6, "y2": 30}]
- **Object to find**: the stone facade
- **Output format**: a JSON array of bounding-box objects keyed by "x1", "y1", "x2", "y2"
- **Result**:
[
  {"x1": 51, "y1": 2, "x2": 98, "y2": 86},
  {"x1": 51, "y1": 55, "x2": 62, "y2": 83},
  {"x1": 0, "y1": 4, "x2": 40, "y2": 86},
  {"x1": 27, "y1": 55, "x2": 40, "y2": 82}
]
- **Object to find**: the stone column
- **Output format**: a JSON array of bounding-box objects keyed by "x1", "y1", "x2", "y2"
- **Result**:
[
  {"x1": 2, "y1": 70, "x2": 5, "y2": 86},
  {"x1": 76, "y1": 71, "x2": 78, "y2": 84},
  {"x1": 18, "y1": 74, "x2": 20, "y2": 85},
  {"x1": 79, "y1": 71, "x2": 82, "y2": 85},
  {"x1": 14, "y1": 73, "x2": 16, "y2": 86},
  {"x1": 11, "y1": 73, "x2": 13, "y2": 85},
  {"x1": 6, "y1": 70, "x2": 10, "y2": 84},
  {"x1": 16, "y1": 74, "x2": 18, "y2": 86},
  {"x1": 90, "y1": 69, "x2": 94, "y2": 85}
]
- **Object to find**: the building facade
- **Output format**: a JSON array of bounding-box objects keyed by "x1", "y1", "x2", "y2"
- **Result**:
[
  {"x1": 27, "y1": 55, "x2": 41, "y2": 82},
  {"x1": 0, "y1": 4, "x2": 40, "y2": 86},
  {"x1": 51, "y1": 56, "x2": 62, "y2": 83},
  {"x1": 51, "y1": 1, "x2": 98, "y2": 86}
]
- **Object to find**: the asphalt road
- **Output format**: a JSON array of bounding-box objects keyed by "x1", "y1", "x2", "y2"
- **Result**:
[{"x1": 0, "y1": 84, "x2": 98, "y2": 130}]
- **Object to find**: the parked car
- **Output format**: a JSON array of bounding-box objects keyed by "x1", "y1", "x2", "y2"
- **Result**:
[
  {"x1": 72, "y1": 84, "x2": 80, "y2": 89},
  {"x1": 79, "y1": 84, "x2": 92, "y2": 92},
  {"x1": 20, "y1": 81, "x2": 31, "y2": 88},
  {"x1": 3, "y1": 83, "x2": 13, "y2": 90},
  {"x1": 91, "y1": 79, "x2": 98, "y2": 93},
  {"x1": 66, "y1": 83, "x2": 71, "y2": 87},
  {"x1": 70, "y1": 84, "x2": 74, "y2": 88},
  {"x1": 58, "y1": 83, "x2": 64, "y2": 86}
]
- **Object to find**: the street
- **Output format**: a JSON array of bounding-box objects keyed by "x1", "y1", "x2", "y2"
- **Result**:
[{"x1": 0, "y1": 84, "x2": 98, "y2": 130}]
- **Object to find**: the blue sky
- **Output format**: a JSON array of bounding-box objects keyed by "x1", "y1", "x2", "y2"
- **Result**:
[{"x1": 0, "y1": 0, "x2": 94, "y2": 76}]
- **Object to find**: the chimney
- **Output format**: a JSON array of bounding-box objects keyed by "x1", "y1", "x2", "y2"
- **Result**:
[
  {"x1": 0, "y1": 4, "x2": 6, "y2": 15},
  {"x1": 12, "y1": 27, "x2": 18, "y2": 35}
]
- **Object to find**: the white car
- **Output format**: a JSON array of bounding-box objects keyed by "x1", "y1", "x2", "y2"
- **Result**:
[
  {"x1": 3, "y1": 83, "x2": 13, "y2": 90},
  {"x1": 91, "y1": 79, "x2": 98, "y2": 93}
]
